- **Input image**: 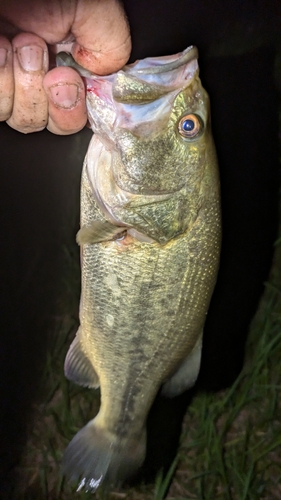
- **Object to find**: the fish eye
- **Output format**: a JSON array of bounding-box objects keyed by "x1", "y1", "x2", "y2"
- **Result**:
[{"x1": 178, "y1": 113, "x2": 202, "y2": 139}]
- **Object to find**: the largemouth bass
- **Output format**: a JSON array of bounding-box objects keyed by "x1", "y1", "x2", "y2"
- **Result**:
[{"x1": 59, "y1": 46, "x2": 221, "y2": 492}]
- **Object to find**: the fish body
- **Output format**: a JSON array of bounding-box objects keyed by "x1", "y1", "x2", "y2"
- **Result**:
[{"x1": 61, "y1": 46, "x2": 221, "y2": 492}]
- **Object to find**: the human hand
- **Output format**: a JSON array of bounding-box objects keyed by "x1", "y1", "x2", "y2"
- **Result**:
[{"x1": 0, "y1": 0, "x2": 131, "y2": 134}]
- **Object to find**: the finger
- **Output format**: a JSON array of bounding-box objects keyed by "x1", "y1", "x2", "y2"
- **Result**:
[
  {"x1": 7, "y1": 32, "x2": 48, "y2": 133},
  {"x1": 43, "y1": 66, "x2": 87, "y2": 135},
  {"x1": 70, "y1": 0, "x2": 132, "y2": 75},
  {"x1": 0, "y1": 35, "x2": 14, "y2": 120},
  {"x1": 0, "y1": 0, "x2": 75, "y2": 43},
  {"x1": 1, "y1": 0, "x2": 131, "y2": 75}
]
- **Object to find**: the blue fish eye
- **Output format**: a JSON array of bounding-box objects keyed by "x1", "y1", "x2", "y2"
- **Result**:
[
  {"x1": 182, "y1": 119, "x2": 195, "y2": 132},
  {"x1": 178, "y1": 113, "x2": 202, "y2": 139}
]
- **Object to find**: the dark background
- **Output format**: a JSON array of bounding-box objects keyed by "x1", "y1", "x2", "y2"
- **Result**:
[{"x1": 0, "y1": 0, "x2": 280, "y2": 496}]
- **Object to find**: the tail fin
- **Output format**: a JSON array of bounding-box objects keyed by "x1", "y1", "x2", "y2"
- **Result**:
[{"x1": 62, "y1": 417, "x2": 146, "y2": 493}]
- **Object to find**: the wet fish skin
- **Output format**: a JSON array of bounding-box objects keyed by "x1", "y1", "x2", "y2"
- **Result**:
[{"x1": 61, "y1": 47, "x2": 221, "y2": 492}]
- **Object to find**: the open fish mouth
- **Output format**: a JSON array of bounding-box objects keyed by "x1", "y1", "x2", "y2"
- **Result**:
[
  {"x1": 57, "y1": 45, "x2": 199, "y2": 144},
  {"x1": 84, "y1": 46, "x2": 199, "y2": 144}
]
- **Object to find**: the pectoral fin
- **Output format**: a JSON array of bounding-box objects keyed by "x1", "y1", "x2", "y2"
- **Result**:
[
  {"x1": 64, "y1": 332, "x2": 100, "y2": 388},
  {"x1": 161, "y1": 334, "x2": 203, "y2": 397},
  {"x1": 77, "y1": 221, "x2": 126, "y2": 245}
]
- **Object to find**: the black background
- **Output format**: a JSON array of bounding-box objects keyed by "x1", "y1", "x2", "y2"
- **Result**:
[{"x1": 0, "y1": 0, "x2": 280, "y2": 495}]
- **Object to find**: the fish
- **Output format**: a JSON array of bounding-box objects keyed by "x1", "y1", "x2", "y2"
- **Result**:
[{"x1": 58, "y1": 45, "x2": 221, "y2": 492}]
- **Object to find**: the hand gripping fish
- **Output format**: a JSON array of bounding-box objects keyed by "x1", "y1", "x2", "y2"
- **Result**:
[{"x1": 57, "y1": 46, "x2": 221, "y2": 492}]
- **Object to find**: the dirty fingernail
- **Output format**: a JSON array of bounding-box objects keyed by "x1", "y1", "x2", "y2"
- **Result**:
[
  {"x1": 49, "y1": 83, "x2": 79, "y2": 108},
  {"x1": 0, "y1": 48, "x2": 7, "y2": 67},
  {"x1": 17, "y1": 45, "x2": 43, "y2": 71}
]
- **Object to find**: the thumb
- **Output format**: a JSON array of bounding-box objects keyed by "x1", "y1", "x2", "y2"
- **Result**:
[{"x1": 71, "y1": 0, "x2": 131, "y2": 75}]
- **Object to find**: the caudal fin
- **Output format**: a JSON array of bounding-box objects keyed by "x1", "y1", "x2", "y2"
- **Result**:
[{"x1": 62, "y1": 417, "x2": 146, "y2": 493}]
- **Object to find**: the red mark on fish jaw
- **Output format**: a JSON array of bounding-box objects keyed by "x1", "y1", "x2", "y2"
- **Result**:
[
  {"x1": 86, "y1": 79, "x2": 106, "y2": 99},
  {"x1": 86, "y1": 84, "x2": 99, "y2": 96},
  {"x1": 86, "y1": 85, "x2": 101, "y2": 98}
]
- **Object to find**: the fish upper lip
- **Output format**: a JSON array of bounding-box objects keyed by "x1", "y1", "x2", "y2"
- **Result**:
[{"x1": 126, "y1": 45, "x2": 199, "y2": 75}]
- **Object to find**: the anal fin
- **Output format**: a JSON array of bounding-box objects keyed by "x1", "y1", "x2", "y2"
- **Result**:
[
  {"x1": 161, "y1": 334, "x2": 202, "y2": 397},
  {"x1": 64, "y1": 330, "x2": 100, "y2": 388}
]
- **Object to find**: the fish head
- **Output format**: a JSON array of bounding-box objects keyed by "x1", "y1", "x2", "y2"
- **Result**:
[{"x1": 83, "y1": 47, "x2": 216, "y2": 244}]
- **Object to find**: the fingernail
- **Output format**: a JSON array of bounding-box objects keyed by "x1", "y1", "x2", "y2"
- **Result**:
[
  {"x1": 0, "y1": 48, "x2": 7, "y2": 67},
  {"x1": 49, "y1": 83, "x2": 79, "y2": 108},
  {"x1": 17, "y1": 45, "x2": 43, "y2": 71}
]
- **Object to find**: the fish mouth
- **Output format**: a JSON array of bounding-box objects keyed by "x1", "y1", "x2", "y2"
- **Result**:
[
  {"x1": 57, "y1": 45, "x2": 199, "y2": 143},
  {"x1": 84, "y1": 46, "x2": 199, "y2": 142}
]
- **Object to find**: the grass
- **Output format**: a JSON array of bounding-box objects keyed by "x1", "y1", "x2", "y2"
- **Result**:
[
  {"x1": 14, "y1": 231, "x2": 281, "y2": 499},
  {"x1": 166, "y1": 281, "x2": 281, "y2": 500}
]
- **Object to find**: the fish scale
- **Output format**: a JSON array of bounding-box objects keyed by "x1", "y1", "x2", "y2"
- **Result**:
[
  {"x1": 78, "y1": 165, "x2": 220, "y2": 435},
  {"x1": 60, "y1": 45, "x2": 221, "y2": 492}
]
